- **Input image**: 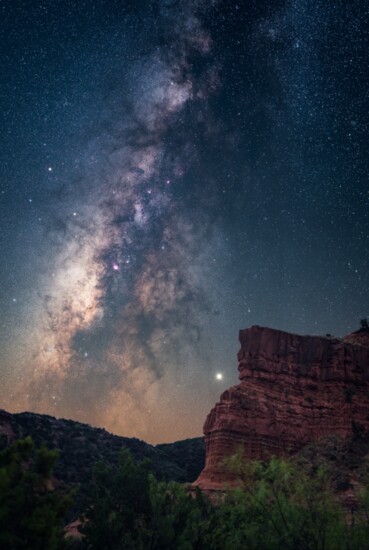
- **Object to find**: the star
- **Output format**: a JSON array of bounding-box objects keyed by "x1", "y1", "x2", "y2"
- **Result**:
[{"x1": 1, "y1": 0, "x2": 368, "y2": 445}]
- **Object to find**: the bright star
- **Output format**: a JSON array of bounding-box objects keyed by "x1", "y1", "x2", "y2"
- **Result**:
[{"x1": 215, "y1": 373, "x2": 223, "y2": 381}]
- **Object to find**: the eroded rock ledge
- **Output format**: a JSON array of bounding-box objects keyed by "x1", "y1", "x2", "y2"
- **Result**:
[{"x1": 193, "y1": 325, "x2": 369, "y2": 491}]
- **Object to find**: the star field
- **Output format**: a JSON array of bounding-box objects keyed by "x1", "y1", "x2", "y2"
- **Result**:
[{"x1": 0, "y1": 0, "x2": 368, "y2": 443}]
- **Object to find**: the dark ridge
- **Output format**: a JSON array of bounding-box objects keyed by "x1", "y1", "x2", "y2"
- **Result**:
[{"x1": 0, "y1": 408, "x2": 205, "y2": 514}]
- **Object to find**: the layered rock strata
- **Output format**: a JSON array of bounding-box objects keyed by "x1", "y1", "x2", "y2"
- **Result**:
[{"x1": 193, "y1": 325, "x2": 369, "y2": 491}]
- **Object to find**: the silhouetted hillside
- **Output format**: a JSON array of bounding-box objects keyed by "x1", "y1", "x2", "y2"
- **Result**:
[{"x1": 0, "y1": 408, "x2": 205, "y2": 509}]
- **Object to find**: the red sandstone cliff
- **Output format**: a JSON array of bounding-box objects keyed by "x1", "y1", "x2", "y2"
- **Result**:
[{"x1": 193, "y1": 325, "x2": 369, "y2": 491}]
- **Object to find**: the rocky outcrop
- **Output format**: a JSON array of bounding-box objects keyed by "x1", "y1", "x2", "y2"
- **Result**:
[{"x1": 193, "y1": 325, "x2": 369, "y2": 491}]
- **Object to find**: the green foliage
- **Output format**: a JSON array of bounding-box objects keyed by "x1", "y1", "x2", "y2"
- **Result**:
[
  {"x1": 80, "y1": 449, "x2": 151, "y2": 549},
  {"x1": 0, "y1": 437, "x2": 73, "y2": 550},
  {"x1": 5, "y1": 435, "x2": 369, "y2": 550},
  {"x1": 147, "y1": 480, "x2": 210, "y2": 549},
  {"x1": 204, "y1": 453, "x2": 345, "y2": 550},
  {"x1": 76, "y1": 448, "x2": 369, "y2": 549},
  {"x1": 79, "y1": 449, "x2": 209, "y2": 549}
]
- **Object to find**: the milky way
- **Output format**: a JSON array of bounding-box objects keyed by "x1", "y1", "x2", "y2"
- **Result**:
[{"x1": 1, "y1": 0, "x2": 368, "y2": 442}]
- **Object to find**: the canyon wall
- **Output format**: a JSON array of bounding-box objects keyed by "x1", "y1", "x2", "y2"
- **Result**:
[{"x1": 193, "y1": 325, "x2": 369, "y2": 491}]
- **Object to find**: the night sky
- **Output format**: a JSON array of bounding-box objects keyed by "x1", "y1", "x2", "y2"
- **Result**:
[{"x1": 1, "y1": 0, "x2": 368, "y2": 443}]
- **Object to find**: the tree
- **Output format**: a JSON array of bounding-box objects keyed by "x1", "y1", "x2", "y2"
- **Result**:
[
  {"x1": 0, "y1": 437, "x2": 72, "y2": 549},
  {"x1": 73, "y1": 447, "x2": 369, "y2": 549},
  {"x1": 79, "y1": 448, "x2": 210, "y2": 549},
  {"x1": 79, "y1": 449, "x2": 152, "y2": 549},
  {"x1": 147, "y1": 480, "x2": 210, "y2": 550},
  {"x1": 204, "y1": 453, "x2": 346, "y2": 550}
]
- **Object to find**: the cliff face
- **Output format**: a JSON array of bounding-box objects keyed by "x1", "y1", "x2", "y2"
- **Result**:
[{"x1": 193, "y1": 325, "x2": 369, "y2": 491}]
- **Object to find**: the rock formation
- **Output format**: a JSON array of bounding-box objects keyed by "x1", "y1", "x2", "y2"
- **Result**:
[{"x1": 193, "y1": 325, "x2": 369, "y2": 491}]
